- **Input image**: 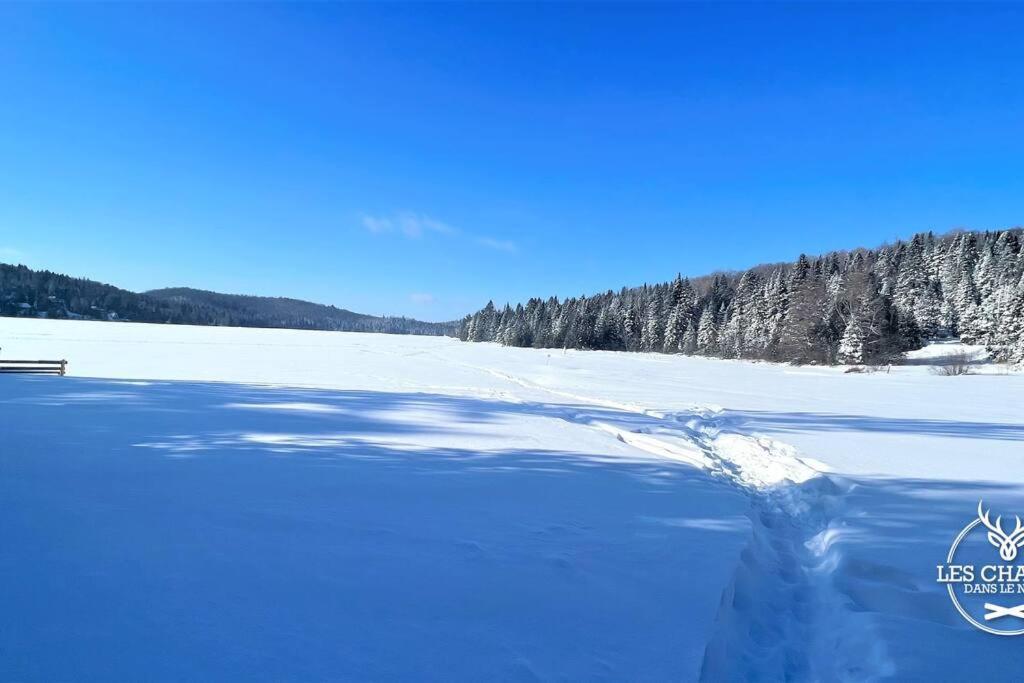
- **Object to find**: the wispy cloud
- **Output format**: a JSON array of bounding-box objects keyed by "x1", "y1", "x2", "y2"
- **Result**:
[
  {"x1": 400, "y1": 213, "x2": 455, "y2": 238},
  {"x1": 476, "y1": 237, "x2": 518, "y2": 253},
  {"x1": 0, "y1": 247, "x2": 25, "y2": 263},
  {"x1": 361, "y1": 212, "x2": 455, "y2": 239},
  {"x1": 360, "y1": 211, "x2": 515, "y2": 254},
  {"x1": 409, "y1": 292, "x2": 436, "y2": 304},
  {"x1": 361, "y1": 215, "x2": 393, "y2": 234}
]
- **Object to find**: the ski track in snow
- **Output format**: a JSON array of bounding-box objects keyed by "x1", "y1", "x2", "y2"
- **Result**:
[{"x1": 465, "y1": 361, "x2": 893, "y2": 681}]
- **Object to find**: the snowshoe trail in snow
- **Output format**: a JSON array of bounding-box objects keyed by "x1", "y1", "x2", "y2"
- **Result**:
[
  {"x1": 473, "y1": 364, "x2": 892, "y2": 681},
  {"x1": 698, "y1": 478, "x2": 893, "y2": 681}
]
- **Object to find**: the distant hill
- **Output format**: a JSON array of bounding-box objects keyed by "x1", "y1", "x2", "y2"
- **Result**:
[{"x1": 0, "y1": 264, "x2": 455, "y2": 336}]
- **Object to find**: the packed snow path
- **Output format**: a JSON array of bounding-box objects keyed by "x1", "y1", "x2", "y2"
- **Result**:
[
  {"x1": 439, "y1": 362, "x2": 891, "y2": 679},
  {"x1": 3, "y1": 318, "x2": 1024, "y2": 680}
]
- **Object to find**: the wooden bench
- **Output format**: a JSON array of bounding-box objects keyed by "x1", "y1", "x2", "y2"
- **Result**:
[{"x1": 0, "y1": 359, "x2": 68, "y2": 376}]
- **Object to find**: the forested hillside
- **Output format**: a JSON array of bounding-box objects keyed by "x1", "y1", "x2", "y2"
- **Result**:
[
  {"x1": 145, "y1": 288, "x2": 451, "y2": 335},
  {"x1": 0, "y1": 265, "x2": 454, "y2": 336},
  {"x1": 459, "y1": 229, "x2": 1024, "y2": 364}
]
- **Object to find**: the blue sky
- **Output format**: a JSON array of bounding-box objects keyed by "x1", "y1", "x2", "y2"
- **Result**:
[{"x1": 1, "y1": 3, "x2": 1022, "y2": 321}]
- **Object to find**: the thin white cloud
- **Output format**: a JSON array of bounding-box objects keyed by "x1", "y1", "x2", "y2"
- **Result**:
[
  {"x1": 476, "y1": 237, "x2": 518, "y2": 253},
  {"x1": 361, "y1": 215, "x2": 393, "y2": 234},
  {"x1": 362, "y1": 212, "x2": 455, "y2": 239},
  {"x1": 398, "y1": 212, "x2": 455, "y2": 238},
  {"x1": 0, "y1": 247, "x2": 25, "y2": 263},
  {"x1": 361, "y1": 211, "x2": 515, "y2": 254},
  {"x1": 409, "y1": 292, "x2": 436, "y2": 304}
]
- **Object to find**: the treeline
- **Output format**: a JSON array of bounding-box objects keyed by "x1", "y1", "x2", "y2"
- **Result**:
[
  {"x1": 459, "y1": 229, "x2": 1024, "y2": 365},
  {"x1": 0, "y1": 265, "x2": 455, "y2": 336}
]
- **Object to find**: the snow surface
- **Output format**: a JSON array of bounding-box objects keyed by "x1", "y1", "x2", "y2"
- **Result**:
[
  {"x1": 2, "y1": 318, "x2": 1024, "y2": 680},
  {"x1": 903, "y1": 338, "x2": 991, "y2": 365}
]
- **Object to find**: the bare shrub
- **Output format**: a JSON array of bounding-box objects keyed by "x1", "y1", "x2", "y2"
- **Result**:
[
  {"x1": 844, "y1": 364, "x2": 890, "y2": 374},
  {"x1": 930, "y1": 352, "x2": 972, "y2": 376}
]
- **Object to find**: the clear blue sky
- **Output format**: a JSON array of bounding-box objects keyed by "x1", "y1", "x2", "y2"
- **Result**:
[{"x1": 1, "y1": 3, "x2": 1022, "y2": 321}]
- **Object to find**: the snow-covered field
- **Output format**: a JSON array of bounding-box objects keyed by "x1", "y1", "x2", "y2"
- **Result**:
[{"x1": 2, "y1": 318, "x2": 1023, "y2": 680}]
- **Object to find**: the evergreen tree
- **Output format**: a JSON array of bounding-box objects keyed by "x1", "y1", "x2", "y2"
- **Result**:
[
  {"x1": 913, "y1": 282, "x2": 944, "y2": 338},
  {"x1": 683, "y1": 319, "x2": 698, "y2": 355},
  {"x1": 894, "y1": 233, "x2": 927, "y2": 316},
  {"x1": 663, "y1": 302, "x2": 686, "y2": 353},
  {"x1": 696, "y1": 305, "x2": 718, "y2": 354},
  {"x1": 837, "y1": 320, "x2": 866, "y2": 365},
  {"x1": 641, "y1": 298, "x2": 663, "y2": 351},
  {"x1": 622, "y1": 303, "x2": 642, "y2": 351}
]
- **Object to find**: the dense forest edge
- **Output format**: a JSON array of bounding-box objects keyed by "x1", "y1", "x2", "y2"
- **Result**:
[
  {"x1": 458, "y1": 229, "x2": 1024, "y2": 365},
  {"x1": 0, "y1": 267, "x2": 455, "y2": 336}
]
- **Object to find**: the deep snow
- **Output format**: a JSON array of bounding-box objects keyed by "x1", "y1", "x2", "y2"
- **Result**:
[{"x1": 2, "y1": 317, "x2": 1023, "y2": 680}]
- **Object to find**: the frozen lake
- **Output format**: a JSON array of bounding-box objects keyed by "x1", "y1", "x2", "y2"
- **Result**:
[{"x1": 2, "y1": 318, "x2": 1023, "y2": 680}]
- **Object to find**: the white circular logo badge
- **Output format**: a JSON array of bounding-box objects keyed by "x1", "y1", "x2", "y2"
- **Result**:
[{"x1": 938, "y1": 501, "x2": 1024, "y2": 636}]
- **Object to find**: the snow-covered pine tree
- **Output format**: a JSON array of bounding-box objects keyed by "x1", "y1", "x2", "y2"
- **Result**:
[
  {"x1": 677, "y1": 277, "x2": 697, "y2": 323},
  {"x1": 894, "y1": 233, "x2": 928, "y2": 317},
  {"x1": 663, "y1": 302, "x2": 686, "y2": 353},
  {"x1": 622, "y1": 302, "x2": 642, "y2": 352},
  {"x1": 895, "y1": 309, "x2": 923, "y2": 351},
  {"x1": 1008, "y1": 278, "x2": 1024, "y2": 364},
  {"x1": 683, "y1": 319, "x2": 698, "y2": 355},
  {"x1": 837, "y1": 319, "x2": 866, "y2": 365},
  {"x1": 913, "y1": 281, "x2": 944, "y2": 338},
  {"x1": 777, "y1": 257, "x2": 829, "y2": 363},
  {"x1": 762, "y1": 270, "x2": 788, "y2": 357},
  {"x1": 641, "y1": 297, "x2": 663, "y2": 351},
  {"x1": 696, "y1": 304, "x2": 718, "y2": 355},
  {"x1": 668, "y1": 274, "x2": 685, "y2": 308},
  {"x1": 469, "y1": 301, "x2": 498, "y2": 342},
  {"x1": 718, "y1": 303, "x2": 739, "y2": 358},
  {"x1": 987, "y1": 280, "x2": 1024, "y2": 360},
  {"x1": 731, "y1": 271, "x2": 760, "y2": 357}
]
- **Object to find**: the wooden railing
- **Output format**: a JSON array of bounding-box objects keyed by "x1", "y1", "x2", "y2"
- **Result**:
[{"x1": 0, "y1": 359, "x2": 68, "y2": 376}]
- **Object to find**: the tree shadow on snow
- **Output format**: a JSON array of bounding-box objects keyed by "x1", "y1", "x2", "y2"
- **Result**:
[
  {"x1": 729, "y1": 409, "x2": 1024, "y2": 441},
  {"x1": 5, "y1": 375, "x2": 1024, "y2": 680},
  {"x1": 1, "y1": 374, "x2": 753, "y2": 682}
]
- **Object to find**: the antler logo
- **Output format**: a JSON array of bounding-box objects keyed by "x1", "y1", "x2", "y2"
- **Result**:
[
  {"x1": 978, "y1": 500, "x2": 1024, "y2": 562},
  {"x1": 938, "y1": 501, "x2": 1024, "y2": 636}
]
